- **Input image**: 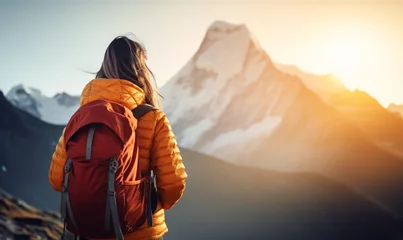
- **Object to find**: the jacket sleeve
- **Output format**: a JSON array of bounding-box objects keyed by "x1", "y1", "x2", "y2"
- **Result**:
[
  {"x1": 151, "y1": 111, "x2": 187, "y2": 210},
  {"x1": 48, "y1": 128, "x2": 68, "y2": 192}
]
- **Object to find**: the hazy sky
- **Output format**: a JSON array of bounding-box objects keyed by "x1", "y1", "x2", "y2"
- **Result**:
[{"x1": 1, "y1": 0, "x2": 402, "y2": 107}]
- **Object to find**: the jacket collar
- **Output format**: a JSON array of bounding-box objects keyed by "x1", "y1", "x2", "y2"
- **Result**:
[{"x1": 80, "y1": 78, "x2": 146, "y2": 110}]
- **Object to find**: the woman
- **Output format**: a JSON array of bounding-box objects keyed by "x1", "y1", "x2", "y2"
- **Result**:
[{"x1": 48, "y1": 35, "x2": 187, "y2": 240}]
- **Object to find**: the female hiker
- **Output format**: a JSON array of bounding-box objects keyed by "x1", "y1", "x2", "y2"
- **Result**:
[{"x1": 48, "y1": 35, "x2": 187, "y2": 240}]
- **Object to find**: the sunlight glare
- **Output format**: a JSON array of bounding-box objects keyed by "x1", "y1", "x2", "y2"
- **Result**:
[{"x1": 320, "y1": 24, "x2": 377, "y2": 91}]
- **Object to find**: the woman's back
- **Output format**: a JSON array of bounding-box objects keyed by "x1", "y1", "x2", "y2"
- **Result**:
[
  {"x1": 81, "y1": 78, "x2": 186, "y2": 239},
  {"x1": 48, "y1": 36, "x2": 187, "y2": 240}
]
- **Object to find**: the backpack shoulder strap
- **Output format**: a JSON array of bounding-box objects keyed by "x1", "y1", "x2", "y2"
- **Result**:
[
  {"x1": 131, "y1": 103, "x2": 158, "y2": 227},
  {"x1": 132, "y1": 104, "x2": 158, "y2": 119}
]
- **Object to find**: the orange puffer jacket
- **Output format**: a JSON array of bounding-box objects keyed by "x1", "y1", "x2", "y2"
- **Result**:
[{"x1": 48, "y1": 78, "x2": 187, "y2": 240}]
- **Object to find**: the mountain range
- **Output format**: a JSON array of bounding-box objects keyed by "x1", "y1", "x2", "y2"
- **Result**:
[
  {"x1": 1, "y1": 91, "x2": 403, "y2": 239},
  {"x1": 276, "y1": 63, "x2": 403, "y2": 158},
  {"x1": 2, "y1": 20, "x2": 403, "y2": 239},
  {"x1": 5, "y1": 84, "x2": 80, "y2": 125}
]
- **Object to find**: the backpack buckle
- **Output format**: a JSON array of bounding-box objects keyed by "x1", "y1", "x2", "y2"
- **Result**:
[
  {"x1": 64, "y1": 159, "x2": 72, "y2": 173},
  {"x1": 109, "y1": 159, "x2": 118, "y2": 173}
]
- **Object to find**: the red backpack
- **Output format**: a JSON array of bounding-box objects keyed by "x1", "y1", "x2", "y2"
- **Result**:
[{"x1": 60, "y1": 99, "x2": 157, "y2": 240}]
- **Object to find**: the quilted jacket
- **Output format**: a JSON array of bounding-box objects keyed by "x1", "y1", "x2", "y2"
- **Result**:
[{"x1": 48, "y1": 78, "x2": 187, "y2": 240}]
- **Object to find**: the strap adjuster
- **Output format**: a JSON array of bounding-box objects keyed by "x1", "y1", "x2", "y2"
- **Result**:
[
  {"x1": 64, "y1": 159, "x2": 72, "y2": 173},
  {"x1": 109, "y1": 159, "x2": 118, "y2": 173}
]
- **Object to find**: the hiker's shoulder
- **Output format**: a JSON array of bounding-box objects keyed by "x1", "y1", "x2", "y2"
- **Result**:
[{"x1": 139, "y1": 107, "x2": 166, "y2": 122}]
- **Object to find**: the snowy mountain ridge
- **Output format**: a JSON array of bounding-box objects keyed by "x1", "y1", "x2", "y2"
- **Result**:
[{"x1": 5, "y1": 84, "x2": 79, "y2": 125}]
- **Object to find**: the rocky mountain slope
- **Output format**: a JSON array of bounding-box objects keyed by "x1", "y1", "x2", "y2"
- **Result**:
[
  {"x1": 0, "y1": 189, "x2": 62, "y2": 240},
  {"x1": 277, "y1": 62, "x2": 403, "y2": 158}
]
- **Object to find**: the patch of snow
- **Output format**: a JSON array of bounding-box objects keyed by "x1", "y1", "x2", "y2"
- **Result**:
[
  {"x1": 160, "y1": 60, "x2": 197, "y2": 115},
  {"x1": 200, "y1": 116, "x2": 282, "y2": 160},
  {"x1": 38, "y1": 98, "x2": 78, "y2": 125},
  {"x1": 180, "y1": 118, "x2": 215, "y2": 148},
  {"x1": 54, "y1": 92, "x2": 80, "y2": 107},
  {"x1": 208, "y1": 20, "x2": 241, "y2": 32},
  {"x1": 162, "y1": 74, "x2": 217, "y2": 125},
  {"x1": 196, "y1": 26, "x2": 251, "y2": 81},
  {"x1": 204, "y1": 21, "x2": 245, "y2": 42},
  {"x1": 243, "y1": 54, "x2": 266, "y2": 86},
  {"x1": 207, "y1": 85, "x2": 234, "y2": 122}
]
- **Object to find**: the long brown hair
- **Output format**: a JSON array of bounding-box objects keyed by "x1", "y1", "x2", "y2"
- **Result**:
[{"x1": 95, "y1": 35, "x2": 161, "y2": 107}]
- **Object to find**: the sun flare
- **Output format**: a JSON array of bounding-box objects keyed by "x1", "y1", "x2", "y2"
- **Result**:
[{"x1": 320, "y1": 24, "x2": 377, "y2": 90}]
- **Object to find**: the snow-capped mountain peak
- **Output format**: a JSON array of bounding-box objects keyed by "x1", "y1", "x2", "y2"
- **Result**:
[
  {"x1": 195, "y1": 21, "x2": 266, "y2": 79},
  {"x1": 53, "y1": 92, "x2": 80, "y2": 108},
  {"x1": 205, "y1": 21, "x2": 264, "y2": 52},
  {"x1": 7, "y1": 84, "x2": 42, "y2": 103},
  {"x1": 5, "y1": 84, "x2": 79, "y2": 125},
  {"x1": 161, "y1": 21, "x2": 302, "y2": 161},
  {"x1": 6, "y1": 84, "x2": 44, "y2": 119},
  {"x1": 204, "y1": 21, "x2": 248, "y2": 44}
]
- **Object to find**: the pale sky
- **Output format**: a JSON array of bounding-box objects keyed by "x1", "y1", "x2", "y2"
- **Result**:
[{"x1": 0, "y1": 0, "x2": 402, "y2": 107}]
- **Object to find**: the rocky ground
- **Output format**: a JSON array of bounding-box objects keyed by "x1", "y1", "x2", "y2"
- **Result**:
[{"x1": 0, "y1": 189, "x2": 62, "y2": 240}]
